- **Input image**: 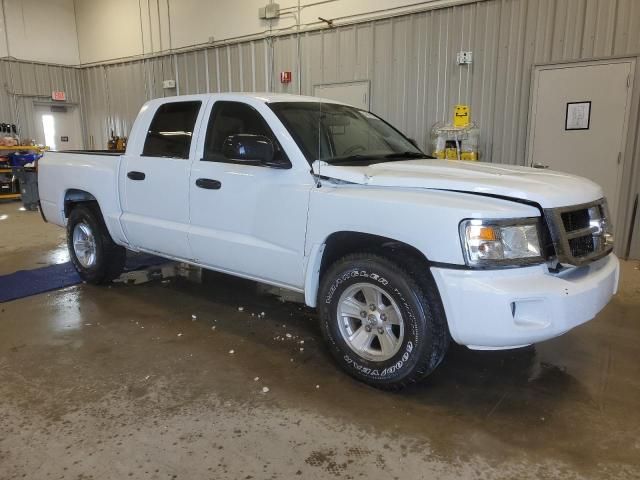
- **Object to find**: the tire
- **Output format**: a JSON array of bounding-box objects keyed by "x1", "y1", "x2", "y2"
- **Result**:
[
  {"x1": 318, "y1": 253, "x2": 449, "y2": 390},
  {"x1": 66, "y1": 203, "x2": 126, "y2": 284}
]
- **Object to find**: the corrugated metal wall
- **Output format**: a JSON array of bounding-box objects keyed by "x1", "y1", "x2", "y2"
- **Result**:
[
  {"x1": 0, "y1": 60, "x2": 82, "y2": 141},
  {"x1": 79, "y1": 0, "x2": 640, "y2": 160},
  {"x1": 80, "y1": 40, "x2": 273, "y2": 148}
]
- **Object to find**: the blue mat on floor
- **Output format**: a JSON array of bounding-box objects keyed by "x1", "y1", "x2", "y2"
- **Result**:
[{"x1": 0, "y1": 254, "x2": 167, "y2": 303}]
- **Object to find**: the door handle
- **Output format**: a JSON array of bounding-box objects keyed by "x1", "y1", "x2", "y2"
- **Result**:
[
  {"x1": 195, "y1": 178, "x2": 222, "y2": 190},
  {"x1": 532, "y1": 163, "x2": 549, "y2": 169},
  {"x1": 127, "y1": 171, "x2": 146, "y2": 180}
]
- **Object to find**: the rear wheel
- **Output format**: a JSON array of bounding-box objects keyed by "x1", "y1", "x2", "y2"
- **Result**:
[
  {"x1": 67, "y1": 204, "x2": 126, "y2": 284},
  {"x1": 318, "y1": 253, "x2": 449, "y2": 390}
]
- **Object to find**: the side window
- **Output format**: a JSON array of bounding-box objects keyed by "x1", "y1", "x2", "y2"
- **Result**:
[
  {"x1": 203, "y1": 101, "x2": 288, "y2": 164},
  {"x1": 142, "y1": 101, "x2": 201, "y2": 159}
]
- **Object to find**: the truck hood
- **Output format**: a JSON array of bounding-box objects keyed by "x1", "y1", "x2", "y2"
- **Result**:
[{"x1": 312, "y1": 159, "x2": 603, "y2": 208}]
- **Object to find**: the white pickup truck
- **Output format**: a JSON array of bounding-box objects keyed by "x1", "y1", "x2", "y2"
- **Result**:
[{"x1": 38, "y1": 93, "x2": 619, "y2": 389}]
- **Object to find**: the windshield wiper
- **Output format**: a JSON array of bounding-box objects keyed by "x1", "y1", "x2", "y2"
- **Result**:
[
  {"x1": 324, "y1": 151, "x2": 429, "y2": 165},
  {"x1": 324, "y1": 154, "x2": 381, "y2": 165},
  {"x1": 383, "y1": 151, "x2": 428, "y2": 159}
]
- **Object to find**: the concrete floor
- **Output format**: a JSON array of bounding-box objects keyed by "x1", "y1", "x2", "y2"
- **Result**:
[{"x1": 1, "y1": 200, "x2": 639, "y2": 480}]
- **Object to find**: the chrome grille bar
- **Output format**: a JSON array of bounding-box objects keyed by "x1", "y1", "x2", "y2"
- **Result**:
[{"x1": 565, "y1": 226, "x2": 599, "y2": 240}]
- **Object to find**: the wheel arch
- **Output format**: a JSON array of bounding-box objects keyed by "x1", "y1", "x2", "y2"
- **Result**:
[
  {"x1": 304, "y1": 231, "x2": 432, "y2": 308},
  {"x1": 62, "y1": 188, "x2": 129, "y2": 247},
  {"x1": 63, "y1": 189, "x2": 98, "y2": 218}
]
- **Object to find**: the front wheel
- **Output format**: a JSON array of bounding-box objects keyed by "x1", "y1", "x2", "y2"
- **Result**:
[
  {"x1": 318, "y1": 253, "x2": 449, "y2": 390},
  {"x1": 67, "y1": 204, "x2": 126, "y2": 284}
]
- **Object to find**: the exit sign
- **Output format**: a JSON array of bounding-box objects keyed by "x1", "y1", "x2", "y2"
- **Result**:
[{"x1": 52, "y1": 91, "x2": 66, "y2": 101}]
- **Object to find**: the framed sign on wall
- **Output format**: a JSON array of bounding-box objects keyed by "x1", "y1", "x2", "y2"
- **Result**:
[{"x1": 565, "y1": 101, "x2": 591, "y2": 130}]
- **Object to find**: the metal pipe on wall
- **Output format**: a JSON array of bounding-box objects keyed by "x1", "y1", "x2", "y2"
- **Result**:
[
  {"x1": 0, "y1": 0, "x2": 10, "y2": 58},
  {"x1": 297, "y1": 0, "x2": 302, "y2": 95}
]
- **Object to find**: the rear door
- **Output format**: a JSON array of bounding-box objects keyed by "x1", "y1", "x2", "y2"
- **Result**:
[
  {"x1": 120, "y1": 99, "x2": 206, "y2": 259},
  {"x1": 188, "y1": 100, "x2": 312, "y2": 289}
]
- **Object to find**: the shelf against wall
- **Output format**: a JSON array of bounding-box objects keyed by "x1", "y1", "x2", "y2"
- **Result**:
[{"x1": 0, "y1": 146, "x2": 46, "y2": 153}]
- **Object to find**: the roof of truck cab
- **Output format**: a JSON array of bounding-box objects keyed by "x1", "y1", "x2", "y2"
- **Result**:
[
  {"x1": 149, "y1": 92, "x2": 348, "y2": 106},
  {"x1": 243, "y1": 93, "x2": 346, "y2": 104}
]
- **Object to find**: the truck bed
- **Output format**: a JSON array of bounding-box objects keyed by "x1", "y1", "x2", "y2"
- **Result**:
[{"x1": 38, "y1": 150, "x2": 124, "y2": 233}]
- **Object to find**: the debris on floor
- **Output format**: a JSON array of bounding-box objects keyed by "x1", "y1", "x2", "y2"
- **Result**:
[
  {"x1": 256, "y1": 284, "x2": 305, "y2": 303},
  {"x1": 262, "y1": 387, "x2": 269, "y2": 393},
  {"x1": 113, "y1": 263, "x2": 176, "y2": 285},
  {"x1": 113, "y1": 262, "x2": 202, "y2": 285}
]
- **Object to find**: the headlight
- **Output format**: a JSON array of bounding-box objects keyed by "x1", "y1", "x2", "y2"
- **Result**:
[{"x1": 460, "y1": 218, "x2": 544, "y2": 267}]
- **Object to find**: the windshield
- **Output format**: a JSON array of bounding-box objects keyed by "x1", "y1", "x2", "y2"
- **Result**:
[{"x1": 269, "y1": 102, "x2": 425, "y2": 165}]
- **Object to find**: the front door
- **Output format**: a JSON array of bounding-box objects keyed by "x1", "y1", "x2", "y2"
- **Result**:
[
  {"x1": 120, "y1": 100, "x2": 204, "y2": 259},
  {"x1": 528, "y1": 59, "x2": 634, "y2": 223},
  {"x1": 188, "y1": 100, "x2": 311, "y2": 289}
]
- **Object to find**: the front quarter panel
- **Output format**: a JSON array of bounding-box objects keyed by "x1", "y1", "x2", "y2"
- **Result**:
[{"x1": 306, "y1": 184, "x2": 541, "y2": 265}]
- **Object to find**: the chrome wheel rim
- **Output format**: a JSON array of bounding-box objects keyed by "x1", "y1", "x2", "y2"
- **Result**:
[
  {"x1": 72, "y1": 222, "x2": 97, "y2": 268},
  {"x1": 337, "y1": 283, "x2": 405, "y2": 362}
]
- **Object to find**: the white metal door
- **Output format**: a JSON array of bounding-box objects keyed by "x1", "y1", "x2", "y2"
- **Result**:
[
  {"x1": 528, "y1": 60, "x2": 634, "y2": 222},
  {"x1": 314, "y1": 81, "x2": 370, "y2": 110},
  {"x1": 33, "y1": 104, "x2": 83, "y2": 150}
]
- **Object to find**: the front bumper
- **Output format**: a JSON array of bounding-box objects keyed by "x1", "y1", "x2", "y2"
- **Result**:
[{"x1": 431, "y1": 253, "x2": 620, "y2": 350}]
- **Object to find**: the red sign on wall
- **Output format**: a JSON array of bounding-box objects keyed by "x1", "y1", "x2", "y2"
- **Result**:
[
  {"x1": 52, "y1": 91, "x2": 66, "y2": 101},
  {"x1": 280, "y1": 71, "x2": 292, "y2": 84}
]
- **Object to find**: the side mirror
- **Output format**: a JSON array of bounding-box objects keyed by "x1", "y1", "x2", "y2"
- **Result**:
[{"x1": 222, "y1": 134, "x2": 275, "y2": 165}]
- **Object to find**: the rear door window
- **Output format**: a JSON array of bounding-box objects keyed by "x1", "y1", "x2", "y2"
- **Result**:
[{"x1": 142, "y1": 101, "x2": 201, "y2": 159}]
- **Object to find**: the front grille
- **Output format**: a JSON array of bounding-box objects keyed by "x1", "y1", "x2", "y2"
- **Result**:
[
  {"x1": 568, "y1": 235, "x2": 595, "y2": 258},
  {"x1": 544, "y1": 199, "x2": 613, "y2": 266},
  {"x1": 561, "y1": 209, "x2": 590, "y2": 232}
]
